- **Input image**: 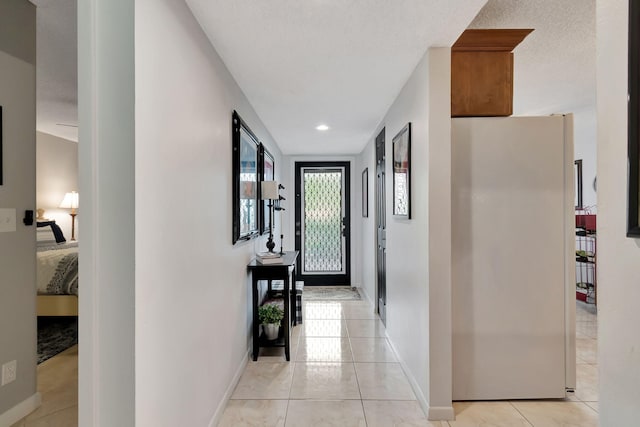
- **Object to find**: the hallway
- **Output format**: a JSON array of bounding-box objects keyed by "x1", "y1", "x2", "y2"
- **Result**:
[
  {"x1": 7, "y1": 295, "x2": 598, "y2": 426},
  {"x1": 218, "y1": 296, "x2": 599, "y2": 426}
]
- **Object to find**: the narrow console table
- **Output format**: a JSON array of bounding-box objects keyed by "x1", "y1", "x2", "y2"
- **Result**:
[{"x1": 247, "y1": 251, "x2": 299, "y2": 361}]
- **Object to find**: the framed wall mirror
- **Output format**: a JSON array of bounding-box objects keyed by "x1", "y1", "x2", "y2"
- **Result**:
[
  {"x1": 392, "y1": 123, "x2": 411, "y2": 219},
  {"x1": 232, "y1": 111, "x2": 260, "y2": 243},
  {"x1": 259, "y1": 143, "x2": 275, "y2": 234},
  {"x1": 628, "y1": 0, "x2": 640, "y2": 237}
]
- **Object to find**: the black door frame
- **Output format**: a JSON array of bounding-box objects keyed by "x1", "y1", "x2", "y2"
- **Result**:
[{"x1": 295, "y1": 161, "x2": 351, "y2": 286}]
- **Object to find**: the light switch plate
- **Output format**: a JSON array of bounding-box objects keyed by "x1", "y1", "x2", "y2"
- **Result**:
[
  {"x1": 1, "y1": 360, "x2": 17, "y2": 385},
  {"x1": 0, "y1": 209, "x2": 17, "y2": 232}
]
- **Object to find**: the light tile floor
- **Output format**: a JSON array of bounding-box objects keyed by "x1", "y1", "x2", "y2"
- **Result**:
[
  {"x1": 220, "y1": 297, "x2": 599, "y2": 427},
  {"x1": 12, "y1": 299, "x2": 598, "y2": 427},
  {"x1": 11, "y1": 344, "x2": 78, "y2": 427}
]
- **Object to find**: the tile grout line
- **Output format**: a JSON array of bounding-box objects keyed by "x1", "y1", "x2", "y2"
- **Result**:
[
  {"x1": 347, "y1": 322, "x2": 365, "y2": 403},
  {"x1": 360, "y1": 398, "x2": 369, "y2": 427},
  {"x1": 508, "y1": 402, "x2": 535, "y2": 427},
  {"x1": 346, "y1": 304, "x2": 369, "y2": 427},
  {"x1": 583, "y1": 401, "x2": 599, "y2": 414},
  {"x1": 283, "y1": 398, "x2": 291, "y2": 427},
  {"x1": 286, "y1": 322, "x2": 300, "y2": 425}
]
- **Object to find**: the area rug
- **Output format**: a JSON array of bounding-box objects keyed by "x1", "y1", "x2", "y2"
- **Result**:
[
  {"x1": 37, "y1": 317, "x2": 78, "y2": 364},
  {"x1": 303, "y1": 286, "x2": 361, "y2": 301}
]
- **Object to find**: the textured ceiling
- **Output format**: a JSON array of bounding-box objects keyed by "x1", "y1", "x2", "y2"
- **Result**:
[
  {"x1": 32, "y1": 0, "x2": 595, "y2": 151},
  {"x1": 186, "y1": 0, "x2": 486, "y2": 155},
  {"x1": 32, "y1": 0, "x2": 78, "y2": 142},
  {"x1": 470, "y1": 0, "x2": 596, "y2": 115}
]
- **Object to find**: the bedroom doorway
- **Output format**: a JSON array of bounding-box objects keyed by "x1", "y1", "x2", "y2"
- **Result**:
[
  {"x1": 294, "y1": 161, "x2": 351, "y2": 286},
  {"x1": 26, "y1": 0, "x2": 81, "y2": 425}
]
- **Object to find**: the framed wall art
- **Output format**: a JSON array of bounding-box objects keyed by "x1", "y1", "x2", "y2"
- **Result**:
[
  {"x1": 362, "y1": 168, "x2": 368, "y2": 217},
  {"x1": 259, "y1": 143, "x2": 275, "y2": 234},
  {"x1": 392, "y1": 123, "x2": 411, "y2": 219},
  {"x1": 232, "y1": 110, "x2": 260, "y2": 244}
]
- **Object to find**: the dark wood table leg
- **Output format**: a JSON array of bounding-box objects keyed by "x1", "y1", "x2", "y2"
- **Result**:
[
  {"x1": 289, "y1": 265, "x2": 297, "y2": 326},
  {"x1": 252, "y1": 274, "x2": 259, "y2": 361},
  {"x1": 283, "y1": 272, "x2": 290, "y2": 361}
]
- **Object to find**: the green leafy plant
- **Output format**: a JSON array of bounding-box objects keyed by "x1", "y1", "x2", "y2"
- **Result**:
[{"x1": 258, "y1": 303, "x2": 284, "y2": 325}]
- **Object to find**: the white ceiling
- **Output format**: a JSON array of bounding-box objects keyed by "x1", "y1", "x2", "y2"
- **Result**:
[
  {"x1": 32, "y1": 0, "x2": 78, "y2": 142},
  {"x1": 32, "y1": 0, "x2": 595, "y2": 152},
  {"x1": 186, "y1": 0, "x2": 486, "y2": 155},
  {"x1": 469, "y1": 0, "x2": 596, "y2": 116}
]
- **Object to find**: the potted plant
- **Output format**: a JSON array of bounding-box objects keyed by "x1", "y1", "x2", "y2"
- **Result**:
[{"x1": 258, "y1": 303, "x2": 284, "y2": 340}]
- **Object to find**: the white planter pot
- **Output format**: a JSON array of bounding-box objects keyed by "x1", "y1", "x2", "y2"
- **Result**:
[{"x1": 263, "y1": 323, "x2": 280, "y2": 340}]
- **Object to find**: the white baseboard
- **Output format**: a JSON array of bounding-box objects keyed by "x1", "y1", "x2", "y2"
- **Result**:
[
  {"x1": 357, "y1": 286, "x2": 374, "y2": 306},
  {"x1": 0, "y1": 392, "x2": 42, "y2": 426},
  {"x1": 207, "y1": 352, "x2": 249, "y2": 427},
  {"x1": 427, "y1": 405, "x2": 455, "y2": 420},
  {"x1": 384, "y1": 334, "x2": 454, "y2": 421}
]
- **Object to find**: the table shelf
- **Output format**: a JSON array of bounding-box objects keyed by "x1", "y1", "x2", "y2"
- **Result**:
[
  {"x1": 247, "y1": 251, "x2": 299, "y2": 361},
  {"x1": 258, "y1": 331, "x2": 286, "y2": 347}
]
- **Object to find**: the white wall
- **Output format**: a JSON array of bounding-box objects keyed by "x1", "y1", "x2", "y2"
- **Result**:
[
  {"x1": 426, "y1": 48, "x2": 453, "y2": 415},
  {"x1": 573, "y1": 107, "x2": 598, "y2": 211},
  {"x1": 596, "y1": 0, "x2": 640, "y2": 424},
  {"x1": 36, "y1": 131, "x2": 78, "y2": 239},
  {"x1": 135, "y1": 1, "x2": 282, "y2": 426},
  {"x1": 370, "y1": 55, "x2": 431, "y2": 411},
  {"x1": 78, "y1": 0, "x2": 135, "y2": 425},
  {"x1": 357, "y1": 47, "x2": 453, "y2": 419},
  {"x1": 0, "y1": 0, "x2": 39, "y2": 422},
  {"x1": 357, "y1": 144, "x2": 376, "y2": 303}
]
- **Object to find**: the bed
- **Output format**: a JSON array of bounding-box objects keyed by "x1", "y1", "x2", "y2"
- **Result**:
[{"x1": 37, "y1": 221, "x2": 78, "y2": 316}]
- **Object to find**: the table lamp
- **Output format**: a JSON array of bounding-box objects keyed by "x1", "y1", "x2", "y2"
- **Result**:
[
  {"x1": 261, "y1": 181, "x2": 279, "y2": 252},
  {"x1": 59, "y1": 191, "x2": 79, "y2": 241}
]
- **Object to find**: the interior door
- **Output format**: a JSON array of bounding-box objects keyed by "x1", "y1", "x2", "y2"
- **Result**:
[
  {"x1": 375, "y1": 129, "x2": 387, "y2": 324},
  {"x1": 295, "y1": 161, "x2": 351, "y2": 285}
]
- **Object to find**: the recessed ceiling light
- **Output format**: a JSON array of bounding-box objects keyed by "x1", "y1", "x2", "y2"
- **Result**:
[{"x1": 316, "y1": 124, "x2": 329, "y2": 131}]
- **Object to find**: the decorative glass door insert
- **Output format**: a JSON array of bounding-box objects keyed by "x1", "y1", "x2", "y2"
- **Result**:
[{"x1": 302, "y1": 168, "x2": 345, "y2": 274}]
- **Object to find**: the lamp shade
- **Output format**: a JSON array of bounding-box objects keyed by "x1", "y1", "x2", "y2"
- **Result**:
[
  {"x1": 261, "y1": 181, "x2": 279, "y2": 200},
  {"x1": 59, "y1": 191, "x2": 79, "y2": 209}
]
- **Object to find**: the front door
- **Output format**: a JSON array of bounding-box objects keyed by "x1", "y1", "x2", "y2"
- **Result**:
[
  {"x1": 375, "y1": 129, "x2": 387, "y2": 324},
  {"x1": 295, "y1": 162, "x2": 350, "y2": 285}
]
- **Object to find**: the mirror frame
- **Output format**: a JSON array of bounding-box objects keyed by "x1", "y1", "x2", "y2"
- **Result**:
[{"x1": 232, "y1": 111, "x2": 260, "y2": 244}]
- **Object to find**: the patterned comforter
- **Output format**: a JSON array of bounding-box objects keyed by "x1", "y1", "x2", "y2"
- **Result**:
[{"x1": 37, "y1": 245, "x2": 78, "y2": 296}]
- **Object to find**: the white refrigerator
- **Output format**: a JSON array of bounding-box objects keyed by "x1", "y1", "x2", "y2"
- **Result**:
[{"x1": 451, "y1": 115, "x2": 576, "y2": 400}]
